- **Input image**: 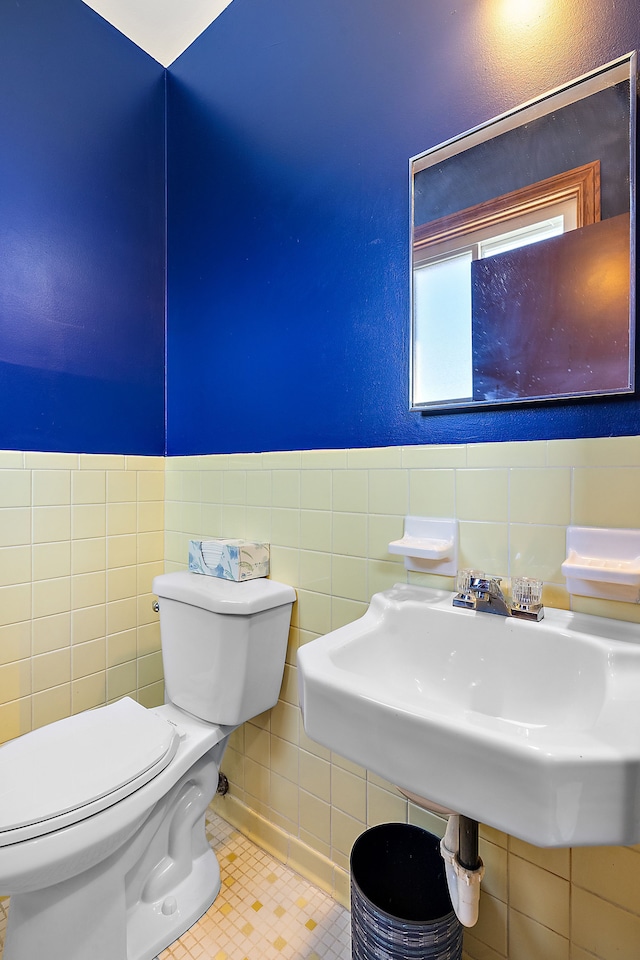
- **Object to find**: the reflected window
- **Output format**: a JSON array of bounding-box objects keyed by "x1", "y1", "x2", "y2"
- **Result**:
[
  {"x1": 412, "y1": 177, "x2": 588, "y2": 405},
  {"x1": 413, "y1": 251, "x2": 472, "y2": 404}
]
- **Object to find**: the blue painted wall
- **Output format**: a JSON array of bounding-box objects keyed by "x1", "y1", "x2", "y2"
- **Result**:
[
  {"x1": 0, "y1": 0, "x2": 165, "y2": 454},
  {"x1": 166, "y1": 0, "x2": 640, "y2": 454},
  {"x1": 2, "y1": 1, "x2": 639, "y2": 456}
]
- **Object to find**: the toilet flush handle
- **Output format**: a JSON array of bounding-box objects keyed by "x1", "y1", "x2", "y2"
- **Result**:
[{"x1": 152, "y1": 600, "x2": 160, "y2": 613}]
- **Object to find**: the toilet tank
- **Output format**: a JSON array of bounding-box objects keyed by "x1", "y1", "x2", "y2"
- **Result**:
[{"x1": 152, "y1": 571, "x2": 296, "y2": 726}]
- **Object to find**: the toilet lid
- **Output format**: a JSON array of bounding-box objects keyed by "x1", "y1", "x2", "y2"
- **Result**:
[{"x1": 0, "y1": 697, "x2": 179, "y2": 845}]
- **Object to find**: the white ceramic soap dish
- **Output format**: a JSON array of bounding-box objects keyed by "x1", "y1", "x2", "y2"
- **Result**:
[
  {"x1": 388, "y1": 517, "x2": 458, "y2": 576},
  {"x1": 561, "y1": 526, "x2": 640, "y2": 603}
]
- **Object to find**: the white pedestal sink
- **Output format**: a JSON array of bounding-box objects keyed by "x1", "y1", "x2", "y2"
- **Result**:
[{"x1": 297, "y1": 583, "x2": 640, "y2": 847}]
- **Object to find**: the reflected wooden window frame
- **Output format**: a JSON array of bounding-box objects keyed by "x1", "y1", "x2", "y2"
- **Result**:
[{"x1": 413, "y1": 160, "x2": 600, "y2": 259}]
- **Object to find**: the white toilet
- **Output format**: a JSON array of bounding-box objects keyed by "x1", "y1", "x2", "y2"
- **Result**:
[{"x1": 0, "y1": 571, "x2": 295, "y2": 960}]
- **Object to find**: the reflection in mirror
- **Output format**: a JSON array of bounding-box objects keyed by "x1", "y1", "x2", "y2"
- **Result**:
[{"x1": 410, "y1": 53, "x2": 636, "y2": 411}]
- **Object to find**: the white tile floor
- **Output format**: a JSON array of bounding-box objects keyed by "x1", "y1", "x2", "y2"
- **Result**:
[{"x1": 0, "y1": 809, "x2": 351, "y2": 960}]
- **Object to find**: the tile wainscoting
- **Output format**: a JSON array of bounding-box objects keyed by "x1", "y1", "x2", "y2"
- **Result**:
[
  {"x1": 165, "y1": 439, "x2": 640, "y2": 960},
  {"x1": 2, "y1": 439, "x2": 640, "y2": 959},
  {"x1": 0, "y1": 451, "x2": 165, "y2": 742}
]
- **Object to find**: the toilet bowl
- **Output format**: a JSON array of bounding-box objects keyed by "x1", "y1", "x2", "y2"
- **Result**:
[{"x1": 0, "y1": 571, "x2": 295, "y2": 960}]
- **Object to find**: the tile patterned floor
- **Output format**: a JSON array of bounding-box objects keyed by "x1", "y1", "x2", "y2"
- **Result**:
[
  {"x1": 0, "y1": 809, "x2": 351, "y2": 960},
  {"x1": 158, "y1": 811, "x2": 350, "y2": 960}
]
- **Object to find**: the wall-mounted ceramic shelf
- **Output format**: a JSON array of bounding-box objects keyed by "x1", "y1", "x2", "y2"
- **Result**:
[
  {"x1": 561, "y1": 526, "x2": 640, "y2": 603},
  {"x1": 388, "y1": 517, "x2": 458, "y2": 575}
]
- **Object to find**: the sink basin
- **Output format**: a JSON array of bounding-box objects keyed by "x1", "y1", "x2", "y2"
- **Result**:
[{"x1": 297, "y1": 583, "x2": 640, "y2": 846}]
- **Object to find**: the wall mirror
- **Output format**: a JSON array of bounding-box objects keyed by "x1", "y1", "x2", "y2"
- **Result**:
[{"x1": 410, "y1": 53, "x2": 637, "y2": 411}]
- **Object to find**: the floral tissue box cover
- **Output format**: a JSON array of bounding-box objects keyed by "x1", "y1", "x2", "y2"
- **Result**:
[{"x1": 188, "y1": 539, "x2": 270, "y2": 581}]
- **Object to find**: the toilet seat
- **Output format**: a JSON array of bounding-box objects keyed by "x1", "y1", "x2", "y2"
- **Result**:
[{"x1": 0, "y1": 697, "x2": 179, "y2": 846}]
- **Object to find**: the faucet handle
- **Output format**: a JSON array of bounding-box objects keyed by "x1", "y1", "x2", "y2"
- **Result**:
[
  {"x1": 453, "y1": 568, "x2": 477, "y2": 608},
  {"x1": 456, "y1": 568, "x2": 474, "y2": 595},
  {"x1": 512, "y1": 577, "x2": 543, "y2": 607},
  {"x1": 511, "y1": 577, "x2": 544, "y2": 620}
]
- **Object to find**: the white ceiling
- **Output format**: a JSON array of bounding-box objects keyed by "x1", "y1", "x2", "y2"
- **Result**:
[{"x1": 81, "y1": 0, "x2": 233, "y2": 67}]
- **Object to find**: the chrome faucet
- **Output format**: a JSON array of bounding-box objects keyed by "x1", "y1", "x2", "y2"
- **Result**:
[{"x1": 453, "y1": 570, "x2": 544, "y2": 621}]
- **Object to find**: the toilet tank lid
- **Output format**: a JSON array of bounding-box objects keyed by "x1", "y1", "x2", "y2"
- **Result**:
[{"x1": 153, "y1": 571, "x2": 296, "y2": 614}]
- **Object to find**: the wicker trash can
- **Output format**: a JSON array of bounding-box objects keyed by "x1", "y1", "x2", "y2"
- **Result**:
[{"x1": 350, "y1": 823, "x2": 463, "y2": 960}]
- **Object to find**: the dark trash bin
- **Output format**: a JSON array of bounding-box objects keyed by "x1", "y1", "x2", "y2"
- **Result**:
[{"x1": 350, "y1": 823, "x2": 463, "y2": 960}]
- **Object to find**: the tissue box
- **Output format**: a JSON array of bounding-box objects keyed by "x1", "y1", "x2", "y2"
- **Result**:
[{"x1": 188, "y1": 539, "x2": 270, "y2": 581}]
